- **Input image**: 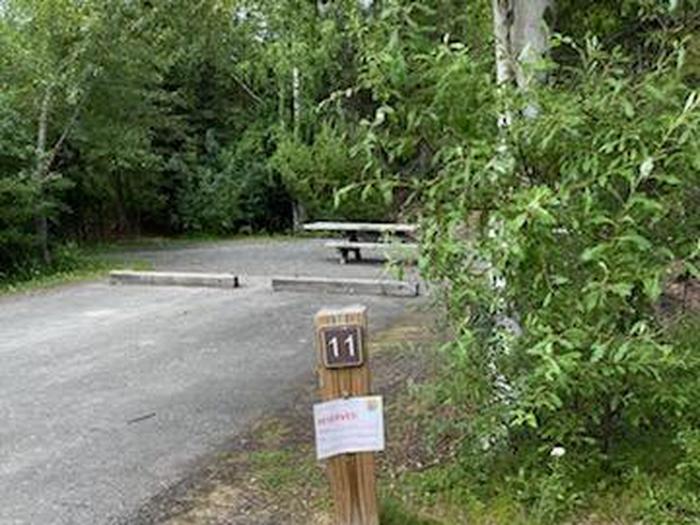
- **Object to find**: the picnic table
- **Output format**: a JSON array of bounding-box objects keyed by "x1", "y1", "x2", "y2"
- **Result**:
[{"x1": 302, "y1": 221, "x2": 419, "y2": 264}]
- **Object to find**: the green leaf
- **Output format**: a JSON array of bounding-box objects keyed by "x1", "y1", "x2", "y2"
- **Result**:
[
  {"x1": 613, "y1": 342, "x2": 631, "y2": 364},
  {"x1": 552, "y1": 275, "x2": 570, "y2": 286},
  {"x1": 643, "y1": 276, "x2": 662, "y2": 300},
  {"x1": 581, "y1": 244, "x2": 607, "y2": 263},
  {"x1": 591, "y1": 343, "x2": 606, "y2": 363},
  {"x1": 618, "y1": 233, "x2": 652, "y2": 251},
  {"x1": 610, "y1": 282, "x2": 634, "y2": 298},
  {"x1": 627, "y1": 196, "x2": 665, "y2": 215},
  {"x1": 683, "y1": 91, "x2": 697, "y2": 115},
  {"x1": 584, "y1": 289, "x2": 601, "y2": 311},
  {"x1": 684, "y1": 261, "x2": 700, "y2": 280}
]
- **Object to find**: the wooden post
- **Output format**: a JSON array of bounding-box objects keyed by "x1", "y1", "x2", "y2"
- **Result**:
[{"x1": 314, "y1": 306, "x2": 379, "y2": 525}]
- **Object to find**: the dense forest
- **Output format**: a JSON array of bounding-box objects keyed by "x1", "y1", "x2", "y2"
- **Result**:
[
  {"x1": 0, "y1": 0, "x2": 408, "y2": 276},
  {"x1": 1, "y1": 1, "x2": 697, "y2": 267},
  {"x1": 2, "y1": 0, "x2": 700, "y2": 521}
]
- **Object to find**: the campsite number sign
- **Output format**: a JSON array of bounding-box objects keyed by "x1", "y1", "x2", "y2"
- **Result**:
[
  {"x1": 320, "y1": 325, "x2": 364, "y2": 369},
  {"x1": 314, "y1": 307, "x2": 379, "y2": 525}
]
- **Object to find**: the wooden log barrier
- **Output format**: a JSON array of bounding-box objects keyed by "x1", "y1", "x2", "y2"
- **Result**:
[{"x1": 314, "y1": 306, "x2": 379, "y2": 525}]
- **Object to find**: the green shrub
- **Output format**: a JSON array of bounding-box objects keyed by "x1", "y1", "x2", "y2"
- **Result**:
[
  {"x1": 414, "y1": 33, "x2": 699, "y2": 520},
  {"x1": 0, "y1": 174, "x2": 39, "y2": 276},
  {"x1": 272, "y1": 124, "x2": 390, "y2": 221},
  {"x1": 178, "y1": 130, "x2": 291, "y2": 234},
  {"x1": 0, "y1": 240, "x2": 108, "y2": 291}
]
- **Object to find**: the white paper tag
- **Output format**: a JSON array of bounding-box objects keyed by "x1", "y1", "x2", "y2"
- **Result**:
[{"x1": 313, "y1": 396, "x2": 385, "y2": 460}]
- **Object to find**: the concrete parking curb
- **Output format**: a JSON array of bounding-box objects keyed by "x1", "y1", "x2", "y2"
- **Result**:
[
  {"x1": 110, "y1": 271, "x2": 240, "y2": 289},
  {"x1": 271, "y1": 276, "x2": 419, "y2": 297}
]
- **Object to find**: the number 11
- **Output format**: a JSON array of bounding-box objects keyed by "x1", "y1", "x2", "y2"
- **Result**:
[
  {"x1": 329, "y1": 336, "x2": 340, "y2": 358},
  {"x1": 345, "y1": 334, "x2": 355, "y2": 357}
]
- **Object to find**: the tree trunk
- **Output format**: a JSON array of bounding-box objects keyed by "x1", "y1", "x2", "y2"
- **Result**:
[
  {"x1": 492, "y1": 0, "x2": 553, "y2": 91},
  {"x1": 292, "y1": 66, "x2": 301, "y2": 138},
  {"x1": 487, "y1": 1, "x2": 554, "y2": 405},
  {"x1": 278, "y1": 78, "x2": 286, "y2": 131},
  {"x1": 292, "y1": 201, "x2": 307, "y2": 231},
  {"x1": 511, "y1": 0, "x2": 553, "y2": 91},
  {"x1": 492, "y1": 0, "x2": 515, "y2": 88},
  {"x1": 34, "y1": 85, "x2": 52, "y2": 265},
  {"x1": 291, "y1": 66, "x2": 306, "y2": 230}
]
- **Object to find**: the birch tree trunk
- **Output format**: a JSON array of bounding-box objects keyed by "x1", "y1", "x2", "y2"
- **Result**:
[
  {"x1": 33, "y1": 83, "x2": 85, "y2": 264},
  {"x1": 291, "y1": 66, "x2": 307, "y2": 230},
  {"x1": 488, "y1": 1, "x2": 554, "y2": 405},
  {"x1": 35, "y1": 85, "x2": 52, "y2": 265},
  {"x1": 292, "y1": 66, "x2": 301, "y2": 139},
  {"x1": 278, "y1": 77, "x2": 287, "y2": 131},
  {"x1": 492, "y1": 0, "x2": 553, "y2": 91},
  {"x1": 492, "y1": 0, "x2": 515, "y2": 88},
  {"x1": 492, "y1": 0, "x2": 515, "y2": 130},
  {"x1": 511, "y1": 0, "x2": 553, "y2": 91}
]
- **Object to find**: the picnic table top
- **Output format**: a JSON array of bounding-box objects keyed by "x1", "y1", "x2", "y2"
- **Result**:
[{"x1": 302, "y1": 221, "x2": 418, "y2": 234}]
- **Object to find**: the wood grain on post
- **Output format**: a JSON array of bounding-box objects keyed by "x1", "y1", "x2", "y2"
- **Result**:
[{"x1": 314, "y1": 305, "x2": 379, "y2": 525}]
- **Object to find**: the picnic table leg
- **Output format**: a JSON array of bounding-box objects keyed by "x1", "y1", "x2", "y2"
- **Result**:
[
  {"x1": 338, "y1": 248, "x2": 349, "y2": 264},
  {"x1": 347, "y1": 231, "x2": 360, "y2": 264}
]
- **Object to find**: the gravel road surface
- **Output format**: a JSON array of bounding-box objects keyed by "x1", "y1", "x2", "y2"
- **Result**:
[{"x1": 0, "y1": 238, "x2": 418, "y2": 524}]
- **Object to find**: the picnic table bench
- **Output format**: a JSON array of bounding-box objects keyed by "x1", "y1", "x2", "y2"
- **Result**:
[{"x1": 302, "y1": 221, "x2": 419, "y2": 264}]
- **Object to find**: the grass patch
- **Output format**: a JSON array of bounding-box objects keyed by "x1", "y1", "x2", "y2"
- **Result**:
[
  {"x1": 0, "y1": 242, "x2": 151, "y2": 296},
  {"x1": 87, "y1": 232, "x2": 296, "y2": 253},
  {"x1": 380, "y1": 497, "x2": 444, "y2": 524},
  {"x1": 242, "y1": 417, "x2": 327, "y2": 510},
  {"x1": 250, "y1": 450, "x2": 304, "y2": 491}
]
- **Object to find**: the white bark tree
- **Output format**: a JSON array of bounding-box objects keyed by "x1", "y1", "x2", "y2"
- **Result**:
[
  {"x1": 492, "y1": 0, "x2": 553, "y2": 92},
  {"x1": 291, "y1": 65, "x2": 307, "y2": 230},
  {"x1": 488, "y1": 0, "x2": 554, "y2": 406},
  {"x1": 5, "y1": 0, "x2": 97, "y2": 263},
  {"x1": 492, "y1": 0, "x2": 515, "y2": 88},
  {"x1": 511, "y1": 0, "x2": 553, "y2": 91},
  {"x1": 33, "y1": 85, "x2": 52, "y2": 264}
]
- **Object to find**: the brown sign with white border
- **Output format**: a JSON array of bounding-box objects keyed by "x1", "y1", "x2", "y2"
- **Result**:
[{"x1": 320, "y1": 325, "x2": 364, "y2": 369}]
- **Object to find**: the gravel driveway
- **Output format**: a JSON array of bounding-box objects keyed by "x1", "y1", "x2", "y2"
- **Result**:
[{"x1": 0, "y1": 238, "x2": 419, "y2": 524}]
